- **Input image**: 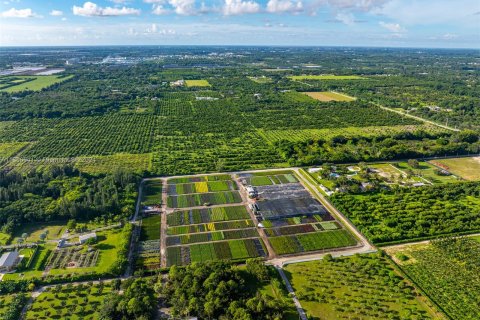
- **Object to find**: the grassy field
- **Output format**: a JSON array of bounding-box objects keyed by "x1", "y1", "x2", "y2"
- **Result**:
[
  {"x1": 302, "y1": 91, "x2": 356, "y2": 102},
  {"x1": 26, "y1": 282, "x2": 113, "y2": 320},
  {"x1": 0, "y1": 232, "x2": 11, "y2": 245},
  {"x1": 429, "y1": 157, "x2": 480, "y2": 181},
  {"x1": 12, "y1": 223, "x2": 65, "y2": 244},
  {"x1": 185, "y1": 79, "x2": 211, "y2": 87},
  {"x1": 0, "y1": 142, "x2": 29, "y2": 159},
  {"x1": 285, "y1": 254, "x2": 439, "y2": 320},
  {"x1": 75, "y1": 152, "x2": 152, "y2": 174},
  {"x1": 289, "y1": 75, "x2": 365, "y2": 80},
  {"x1": 0, "y1": 75, "x2": 73, "y2": 93},
  {"x1": 396, "y1": 161, "x2": 459, "y2": 184}
]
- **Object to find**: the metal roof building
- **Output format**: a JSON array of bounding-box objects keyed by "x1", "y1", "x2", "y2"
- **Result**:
[{"x1": 0, "y1": 251, "x2": 19, "y2": 271}]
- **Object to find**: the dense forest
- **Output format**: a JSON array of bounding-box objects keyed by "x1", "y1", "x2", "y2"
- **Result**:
[{"x1": 0, "y1": 165, "x2": 139, "y2": 235}]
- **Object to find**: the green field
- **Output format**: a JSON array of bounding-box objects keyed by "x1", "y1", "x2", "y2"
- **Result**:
[
  {"x1": 185, "y1": 79, "x2": 211, "y2": 87},
  {"x1": 285, "y1": 254, "x2": 439, "y2": 319},
  {"x1": 75, "y1": 152, "x2": 152, "y2": 174},
  {"x1": 141, "y1": 180, "x2": 163, "y2": 206},
  {"x1": 0, "y1": 75, "x2": 73, "y2": 93},
  {"x1": 12, "y1": 223, "x2": 65, "y2": 244},
  {"x1": 430, "y1": 157, "x2": 480, "y2": 181},
  {"x1": 269, "y1": 229, "x2": 356, "y2": 255},
  {"x1": 396, "y1": 160, "x2": 459, "y2": 184},
  {"x1": 289, "y1": 75, "x2": 365, "y2": 80},
  {"x1": 388, "y1": 237, "x2": 480, "y2": 320},
  {"x1": 140, "y1": 214, "x2": 161, "y2": 241}
]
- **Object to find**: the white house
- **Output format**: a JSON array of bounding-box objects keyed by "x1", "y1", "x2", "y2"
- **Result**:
[{"x1": 0, "y1": 251, "x2": 20, "y2": 272}]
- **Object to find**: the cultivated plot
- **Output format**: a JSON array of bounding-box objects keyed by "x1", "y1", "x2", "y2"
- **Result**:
[
  {"x1": 285, "y1": 254, "x2": 439, "y2": 320},
  {"x1": 165, "y1": 174, "x2": 266, "y2": 266},
  {"x1": 302, "y1": 91, "x2": 355, "y2": 102},
  {"x1": 239, "y1": 170, "x2": 357, "y2": 256}
]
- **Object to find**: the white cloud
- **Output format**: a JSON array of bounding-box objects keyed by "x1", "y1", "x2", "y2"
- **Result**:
[
  {"x1": 379, "y1": 21, "x2": 406, "y2": 33},
  {"x1": 442, "y1": 33, "x2": 458, "y2": 40},
  {"x1": 169, "y1": 0, "x2": 197, "y2": 15},
  {"x1": 73, "y1": 2, "x2": 141, "y2": 17},
  {"x1": 144, "y1": 0, "x2": 165, "y2": 3},
  {"x1": 1, "y1": 8, "x2": 38, "y2": 18},
  {"x1": 50, "y1": 10, "x2": 64, "y2": 16},
  {"x1": 152, "y1": 4, "x2": 169, "y2": 14},
  {"x1": 335, "y1": 12, "x2": 355, "y2": 25},
  {"x1": 223, "y1": 0, "x2": 260, "y2": 15},
  {"x1": 266, "y1": 0, "x2": 303, "y2": 13}
]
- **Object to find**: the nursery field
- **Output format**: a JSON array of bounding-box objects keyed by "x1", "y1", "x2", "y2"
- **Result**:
[
  {"x1": 167, "y1": 180, "x2": 237, "y2": 195},
  {"x1": 166, "y1": 238, "x2": 266, "y2": 266},
  {"x1": 137, "y1": 214, "x2": 160, "y2": 270},
  {"x1": 141, "y1": 180, "x2": 163, "y2": 206},
  {"x1": 25, "y1": 282, "x2": 114, "y2": 320},
  {"x1": 167, "y1": 191, "x2": 242, "y2": 208},
  {"x1": 284, "y1": 254, "x2": 438, "y2": 320},
  {"x1": 388, "y1": 237, "x2": 480, "y2": 320},
  {"x1": 75, "y1": 152, "x2": 152, "y2": 174},
  {"x1": 331, "y1": 182, "x2": 480, "y2": 244},
  {"x1": 140, "y1": 214, "x2": 161, "y2": 241},
  {"x1": 302, "y1": 91, "x2": 355, "y2": 102},
  {"x1": 430, "y1": 157, "x2": 480, "y2": 181},
  {"x1": 167, "y1": 206, "x2": 250, "y2": 226},
  {"x1": 268, "y1": 229, "x2": 356, "y2": 255},
  {"x1": 238, "y1": 171, "x2": 298, "y2": 186}
]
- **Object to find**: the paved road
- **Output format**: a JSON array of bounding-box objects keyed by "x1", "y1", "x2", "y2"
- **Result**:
[{"x1": 275, "y1": 266, "x2": 308, "y2": 320}]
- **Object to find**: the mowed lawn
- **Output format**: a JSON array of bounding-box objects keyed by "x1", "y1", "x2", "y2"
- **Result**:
[
  {"x1": 429, "y1": 157, "x2": 480, "y2": 181},
  {"x1": 303, "y1": 91, "x2": 355, "y2": 102},
  {"x1": 185, "y1": 79, "x2": 211, "y2": 87},
  {"x1": 0, "y1": 75, "x2": 73, "y2": 93},
  {"x1": 289, "y1": 75, "x2": 365, "y2": 80}
]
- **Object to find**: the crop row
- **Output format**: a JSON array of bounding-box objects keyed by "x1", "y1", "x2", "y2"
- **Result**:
[
  {"x1": 167, "y1": 180, "x2": 237, "y2": 195},
  {"x1": 269, "y1": 230, "x2": 356, "y2": 255},
  {"x1": 167, "y1": 219, "x2": 254, "y2": 235},
  {"x1": 167, "y1": 190, "x2": 242, "y2": 208},
  {"x1": 166, "y1": 238, "x2": 266, "y2": 266},
  {"x1": 168, "y1": 174, "x2": 232, "y2": 184},
  {"x1": 166, "y1": 228, "x2": 259, "y2": 245},
  {"x1": 264, "y1": 224, "x2": 317, "y2": 237},
  {"x1": 167, "y1": 205, "x2": 250, "y2": 226}
]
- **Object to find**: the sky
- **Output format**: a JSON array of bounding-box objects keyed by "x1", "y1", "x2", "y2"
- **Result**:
[{"x1": 0, "y1": 0, "x2": 479, "y2": 47}]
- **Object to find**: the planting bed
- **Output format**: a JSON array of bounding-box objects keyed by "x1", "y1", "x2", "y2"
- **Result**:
[
  {"x1": 167, "y1": 206, "x2": 250, "y2": 226},
  {"x1": 167, "y1": 190, "x2": 242, "y2": 208},
  {"x1": 166, "y1": 238, "x2": 266, "y2": 266}
]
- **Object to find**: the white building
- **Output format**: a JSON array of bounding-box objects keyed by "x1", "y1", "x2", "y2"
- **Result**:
[{"x1": 0, "y1": 251, "x2": 20, "y2": 272}]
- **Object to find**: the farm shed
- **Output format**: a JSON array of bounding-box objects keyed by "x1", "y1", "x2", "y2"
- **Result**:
[
  {"x1": 79, "y1": 232, "x2": 97, "y2": 244},
  {"x1": 0, "y1": 251, "x2": 20, "y2": 272}
]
